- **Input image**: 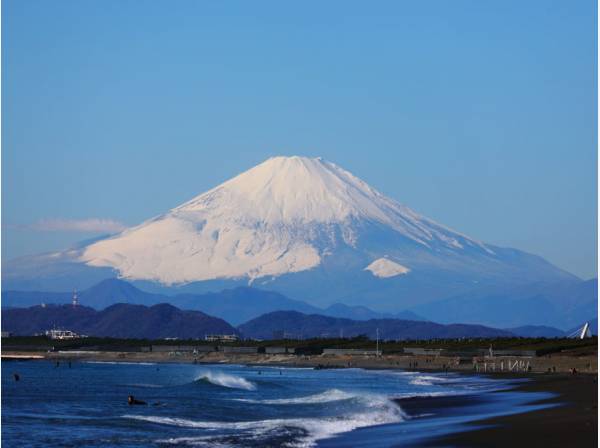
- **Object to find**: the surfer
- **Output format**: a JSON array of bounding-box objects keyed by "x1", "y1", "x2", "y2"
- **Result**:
[
  {"x1": 13, "y1": 373, "x2": 20, "y2": 382},
  {"x1": 128, "y1": 395, "x2": 147, "y2": 405}
]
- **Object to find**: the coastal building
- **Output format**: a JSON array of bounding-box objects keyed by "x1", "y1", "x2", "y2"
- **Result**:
[
  {"x1": 205, "y1": 334, "x2": 239, "y2": 342},
  {"x1": 45, "y1": 329, "x2": 85, "y2": 340}
]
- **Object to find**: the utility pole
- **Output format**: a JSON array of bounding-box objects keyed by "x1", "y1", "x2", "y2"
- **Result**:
[{"x1": 376, "y1": 328, "x2": 379, "y2": 356}]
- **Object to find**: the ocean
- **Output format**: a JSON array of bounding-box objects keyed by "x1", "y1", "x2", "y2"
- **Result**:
[{"x1": 2, "y1": 361, "x2": 552, "y2": 447}]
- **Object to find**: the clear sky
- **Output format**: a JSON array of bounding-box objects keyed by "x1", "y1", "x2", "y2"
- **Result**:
[{"x1": 2, "y1": 0, "x2": 597, "y2": 279}]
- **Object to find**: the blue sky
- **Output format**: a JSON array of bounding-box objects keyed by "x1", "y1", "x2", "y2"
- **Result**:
[{"x1": 2, "y1": 0, "x2": 597, "y2": 279}]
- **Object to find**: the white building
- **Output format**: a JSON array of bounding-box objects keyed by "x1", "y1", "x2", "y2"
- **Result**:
[
  {"x1": 205, "y1": 334, "x2": 239, "y2": 342},
  {"x1": 45, "y1": 329, "x2": 86, "y2": 340}
]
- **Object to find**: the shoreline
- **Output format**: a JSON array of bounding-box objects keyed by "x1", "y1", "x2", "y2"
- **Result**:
[
  {"x1": 2, "y1": 349, "x2": 596, "y2": 373},
  {"x1": 413, "y1": 372, "x2": 598, "y2": 447},
  {"x1": 3, "y1": 350, "x2": 597, "y2": 447}
]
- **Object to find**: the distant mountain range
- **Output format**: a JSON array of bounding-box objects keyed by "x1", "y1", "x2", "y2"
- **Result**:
[
  {"x1": 2, "y1": 279, "x2": 425, "y2": 326},
  {"x1": 410, "y1": 279, "x2": 597, "y2": 330},
  {"x1": 4, "y1": 278, "x2": 593, "y2": 333},
  {"x1": 1, "y1": 303, "x2": 237, "y2": 339},
  {"x1": 238, "y1": 311, "x2": 515, "y2": 340},
  {"x1": 4, "y1": 297, "x2": 585, "y2": 339},
  {"x1": 4, "y1": 156, "x2": 592, "y2": 330},
  {"x1": 2, "y1": 303, "x2": 517, "y2": 340}
]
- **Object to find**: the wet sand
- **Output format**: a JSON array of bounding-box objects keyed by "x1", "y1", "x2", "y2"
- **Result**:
[{"x1": 415, "y1": 373, "x2": 597, "y2": 447}]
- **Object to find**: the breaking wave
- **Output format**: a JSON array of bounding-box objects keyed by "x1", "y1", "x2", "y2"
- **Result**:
[
  {"x1": 195, "y1": 371, "x2": 256, "y2": 391},
  {"x1": 124, "y1": 394, "x2": 405, "y2": 447},
  {"x1": 235, "y1": 388, "x2": 355, "y2": 405}
]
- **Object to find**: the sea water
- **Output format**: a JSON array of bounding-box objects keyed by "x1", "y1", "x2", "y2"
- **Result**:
[{"x1": 1, "y1": 361, "x2": 552, "y2": 447}]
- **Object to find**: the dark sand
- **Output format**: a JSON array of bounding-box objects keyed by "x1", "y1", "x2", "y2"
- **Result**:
[{"x1": 414, "y1": 373, "x2": 598, "y2": 447}]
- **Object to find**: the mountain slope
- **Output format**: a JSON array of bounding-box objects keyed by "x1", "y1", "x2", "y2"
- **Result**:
[
  {"x1": 82, "y1": 156, "x2": 499, "y2": 285},
  {"x1": 1, "y1": 303, "x2": 237, "y2": 339},
  {"x1": 238, "y1": 311, "x2": 513, "y2": 340}
]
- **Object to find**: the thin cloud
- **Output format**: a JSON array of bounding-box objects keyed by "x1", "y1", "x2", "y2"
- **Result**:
[{"x1": 25, "y1": 218, "x2": 127, "y2": 233}]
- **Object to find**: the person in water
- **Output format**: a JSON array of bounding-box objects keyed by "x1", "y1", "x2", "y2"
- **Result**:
[
  {"x1": 13, "y1": 373, "x2": 20, "y2": 382},
  {"x1": 128, "y1": 395, "x2": 147, "y2": 405}
]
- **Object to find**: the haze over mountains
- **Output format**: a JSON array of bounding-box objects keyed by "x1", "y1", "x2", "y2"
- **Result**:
[
  {"x1": 3, "y1": 156, "x2": 596, "y2": 330},
  {"x1": 2, "y1": 279, "x2": 425, "y2": 326},
  {"x1": 3, "y1": 303, "x2": 522, "y2": 340}
]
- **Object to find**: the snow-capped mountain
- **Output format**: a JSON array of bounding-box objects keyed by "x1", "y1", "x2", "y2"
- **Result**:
[
  {"x1": 3, "y1": 156, "x2": 580, "y2": 314},
  {"x1": 81, "y1": 156, "x2": 493, "y2": 285}
]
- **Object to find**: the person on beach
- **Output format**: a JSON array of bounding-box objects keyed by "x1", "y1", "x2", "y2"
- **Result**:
[{"x1": 128, "y1": 395, "x2": 147, "y2": 405}]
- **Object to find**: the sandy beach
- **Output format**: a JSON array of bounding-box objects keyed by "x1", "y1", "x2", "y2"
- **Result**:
[{"x1": 416, "y1": 373, "x2": 598, "y2": 447}]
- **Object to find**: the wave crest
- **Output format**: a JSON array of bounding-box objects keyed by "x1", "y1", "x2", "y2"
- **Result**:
[
  {"x1": 125, "y1": 395, "x2": 405, "y2": 447},
  {"x1": 236, "y1": 388, "x2": 355, "y2": 405},
  {"x1": 195, "y1": 371, "x2": 256, "y2": 391}
]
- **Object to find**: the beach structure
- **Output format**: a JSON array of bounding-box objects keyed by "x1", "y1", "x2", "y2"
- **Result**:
[
  {"x1": 151, "y1": 345, "x2": 215, "y2": 353},
  {"x1": 220, "y1": 346, "x2": 258, "y2": 354},
  {"x1": 323, "y1": 348, "x2": 381, "y2": 356},
  {"x1": 265, "y1": 347, "x2": 295, "y2": 354},
  {"x1": 403, "y1": 348, "x2": 444, "y2": 356},
  {"x1": 568, "y1": 322, "x2": 593, "y2": 339}
]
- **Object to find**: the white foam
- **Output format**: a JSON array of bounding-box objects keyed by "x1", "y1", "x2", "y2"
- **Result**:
[
  {"x1": 196, "y1": 371, "x2": 256, "y2": 391},
  {"x1": 125, "y1": 394, "x2": 406, "y2": 447},
  {"x1": 235, "y1": 388, "x2": 355, "y2": 405},
  {"x1": 409, "y1": 375, "x2": 451, "y2": 386}
]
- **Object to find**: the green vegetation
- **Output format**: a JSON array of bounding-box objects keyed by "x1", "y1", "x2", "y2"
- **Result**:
[{"x1": 2, "y1": 335, "x2": 596, "y2": 356}]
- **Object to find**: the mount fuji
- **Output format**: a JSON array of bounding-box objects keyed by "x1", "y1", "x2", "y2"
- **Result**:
[{"x1": 4, "y1": 156, "x2": 590, "y2": 326}]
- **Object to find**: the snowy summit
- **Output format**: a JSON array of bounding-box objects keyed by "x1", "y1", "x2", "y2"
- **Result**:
[{"x1": 82, "y1": 156, "x2": 491, "y2": 284}]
